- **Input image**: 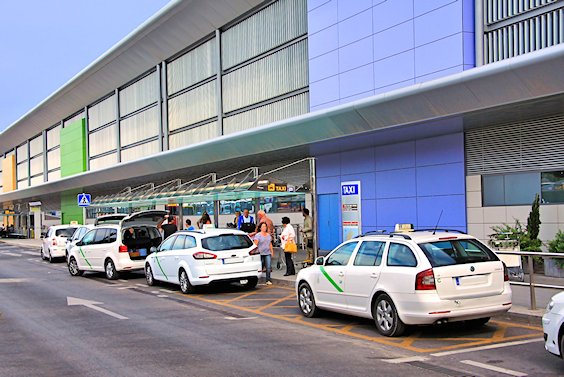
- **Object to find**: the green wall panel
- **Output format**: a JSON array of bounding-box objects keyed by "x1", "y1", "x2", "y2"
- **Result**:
[
  {"x1": 61, "y1": 190, "x2": 84, "y2": 225},
  {"x1": 60, "y1": 119, "x2": 87, "y2": 178}
]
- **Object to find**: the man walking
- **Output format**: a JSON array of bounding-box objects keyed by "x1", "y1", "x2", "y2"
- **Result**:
[{"x1": 302, "y1": 208, "x2": 313, "y2": 263}]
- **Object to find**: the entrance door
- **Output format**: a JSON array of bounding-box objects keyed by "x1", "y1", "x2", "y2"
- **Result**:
[{"x1": 318, "y1": 194, "x2": 340, "y2": 251}]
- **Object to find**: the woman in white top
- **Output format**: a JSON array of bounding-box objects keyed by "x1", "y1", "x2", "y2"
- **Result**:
[{"x1": 280, "y1": 216, "x2": 296, "y2": 276}]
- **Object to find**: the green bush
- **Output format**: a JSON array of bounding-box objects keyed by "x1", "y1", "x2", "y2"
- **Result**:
[{"x1": 548, "y1": 230, "x2": 564, "y2": 269}]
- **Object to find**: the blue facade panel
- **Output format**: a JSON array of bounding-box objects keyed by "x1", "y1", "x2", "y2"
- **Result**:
[
  {"x1": 308, "y1": 0, "x2": 475, "y2": 110},
  {"x1": 315, "y1": 133, "x2": 466, "y2": 250}
]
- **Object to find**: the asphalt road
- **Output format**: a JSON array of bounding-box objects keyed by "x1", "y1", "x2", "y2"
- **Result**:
[{"x1": 1, "y1": 243, "x2": 563, "y2": 377}]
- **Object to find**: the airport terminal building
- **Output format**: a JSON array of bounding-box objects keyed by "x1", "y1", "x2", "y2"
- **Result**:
[{"x1": 1, "y1": 0, "x2": 564, "y2": 251}]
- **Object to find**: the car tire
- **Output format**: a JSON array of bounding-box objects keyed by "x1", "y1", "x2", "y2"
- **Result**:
[
  {"x1": 179, "y1": 269, "x2": 195, "y2": 294},
  {"x1": 145, "y1": 264, "x2": 156, "y2": 286},
  {"x1": 105, "y1": 259, "x2": 119, "y2": 280},
  {"x1": 298, "y1": 282, "x2": 320, "y2": 318},
  {"x1": 40, "y1": 247, "x2": 46, "y2": 261},
  {"x1": 559, "y1": 327, "x2": 564, "y2": 358},
  {"x1": 48, "y1": 249, "x2": 54, "y2": 263},
  {"x1": 466, "y1": 317, "x2": 490, "y2": 328},
  {"x1": 243, "y1": 277, "x2": 258, "y2": 290},
  {"x1": 68, "y1": 257, "x2": 83, "y2": 277},
  {"x1": 373, "y1": 294, "x2": 406, "y2": 337}
]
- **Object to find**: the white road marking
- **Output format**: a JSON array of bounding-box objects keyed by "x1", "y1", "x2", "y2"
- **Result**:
[
  {"x1": 159, "y1": 289, "x2": 175, "y2": 293},
  {"x1": 135, "y1": 284, "x2": 146, "y2": 287},
  {"x1": 117, "y1": 286, "x2": 135, "y2": 290},
  {"x1": 0, "y1": 278, "x2": 28, "y2": 283},
  {"x1": 431, "y1": 338, "x2": 543, "y2": 357},
  {"x1": 22, "y1": 251, "x2": 38, "y2": 256},
  {"x1": 67, "y1": 296, "x2": 128, "y2": 320},
  {"x1": 384, "y1": 356, "x2": 429, "y2": 364},
  {"x1": 1, "y1": 252, "x2": 21, "y2": 257},
  {"x1": 224, "y1": 316, "x2": 258, "y2": 321},
  {"x1": 157, "y1": 295, "x2": 169, "y2": 298},
  {"x1": 118, "y1": 279, "x2": 128, "y2": 282},
  {"x1": 460, "y1": 360, "x2": 527, "y2": 376}
]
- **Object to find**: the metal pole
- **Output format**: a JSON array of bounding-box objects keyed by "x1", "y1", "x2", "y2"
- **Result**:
[
  {"x1": 527, "y1": 255, "x2": 537, "y2": 310},
  {"x1": 475, "y1": 0, "x2": 485, "y2": 66},
  {"x1": 309, "y1": 158, "x2": 318, "y2": 260}
]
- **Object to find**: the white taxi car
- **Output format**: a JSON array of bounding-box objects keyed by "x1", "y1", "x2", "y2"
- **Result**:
[
  {"x1": 67, "y1": 210, "x2": 165, "y2": 279},
  {"x1": 41, "y1": 225, "x2": 78, "y2": 263},
  {"x1": 144, "y1": 229, "x2": 262, "y2": 293},
  {"x1": 296, "y1": 229, "x2": 512, "y2": 336},
  {"x1": 543, "y1": 291, "x2": 564, "y2": 358}
]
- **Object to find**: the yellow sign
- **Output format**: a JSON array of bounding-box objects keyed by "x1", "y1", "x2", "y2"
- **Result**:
[{"x1": 267, "y1": 183, "x2": 287, "y2": 192}]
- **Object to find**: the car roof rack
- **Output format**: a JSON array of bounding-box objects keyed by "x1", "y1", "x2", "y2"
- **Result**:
[
  {"x1": 358, "y1": 230, "x2": 388, "y2": 237},
  {"x1": 388, "y1": 232, "x2": 412, "y2": 240},
  {"x1": 412, "y1": 228, "x2": 466, "y2": 234}
]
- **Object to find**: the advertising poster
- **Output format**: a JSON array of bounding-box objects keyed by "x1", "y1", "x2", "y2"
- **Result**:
[{"x1": 341, "y1": 181, "x2": 361, "y2": 241}]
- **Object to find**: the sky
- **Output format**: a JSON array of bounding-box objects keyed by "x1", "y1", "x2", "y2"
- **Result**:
[{"x1": 0, "y1": 0, "x2": 171, "y2": 132}]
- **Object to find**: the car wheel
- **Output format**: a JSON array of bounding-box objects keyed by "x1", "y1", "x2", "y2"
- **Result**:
[
  {"x1": 145, "y1": 264, "x2": 156, "y2": 286},
  {"x1": 179, "y1": 269, "x2": 195, "y2": 294},
  {"x1": 68, "y1": 257, "x2": 83, "y2": 277},
  {"x1": 298, "y1": 282, "x2": 320, "y2": 318},
  {"x1": 466, "y1": 317, "x2": 490, "y2": 328},
  {"x1": 559, "y1": 328, "x2": 564, "y2": 358},
  {"x1": 48, "y1": 249, "x2": 54, "y2": 263},
  {"x1": 373, "y1": 294, "x2": 406, "y2": 337},
  {"x1": 243, "y1": 277, "x2": 258, "y2": 290},
  {"x1": 40, "y1": 247, "x2": 46, "y2": 260},
  {"x1": 105, "y1": 259, "x2": 119, "y2": 280}
]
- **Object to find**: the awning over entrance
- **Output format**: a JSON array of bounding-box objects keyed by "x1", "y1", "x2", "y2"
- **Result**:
[{"x1": 90, "y1": 159, "x2": 312, "y2": 208}]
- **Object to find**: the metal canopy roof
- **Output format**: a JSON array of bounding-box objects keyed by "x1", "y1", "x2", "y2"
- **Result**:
[
  {"x1": 2, "y1": 44, "x2": 564, "y2": 206},
  {"x1": 91, "y1": 163, "x2": 309, "y2": 208}
]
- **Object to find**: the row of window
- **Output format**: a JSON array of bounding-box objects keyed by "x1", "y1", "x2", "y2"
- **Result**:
[{"x1": 482, "y1": 170, "x2": 564, "y2": 206}]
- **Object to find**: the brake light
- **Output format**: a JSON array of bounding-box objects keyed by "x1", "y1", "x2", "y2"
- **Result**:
[
  {"x1": 502, "y1": 262, "x2": 509, "y2": 282},
  {"x1": 438, "y1": 236, "x2": 458, "y2": 240},
  {"x1": 249, "y1": 246, "x2": 259, "y2": 255},
  {"x1": 193, "y1": 251, "x2": 217, "y2": 260},
  {"x1": 52, "y1": 239, "x2": 57, "y2": 246},
  {"x1": 119, "y1": 245, "x2": 129, "y2": 253},
  {"x1": 415, "y1": 268, "x2": 436, "y2": 290}
]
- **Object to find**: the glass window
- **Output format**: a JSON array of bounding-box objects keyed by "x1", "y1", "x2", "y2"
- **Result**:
[
  {"x1": 89, "y1": 125, "x2": 117, "y2": 157},
  {"x1": 419, "y1": 239, "x2": 498, "y2": 267},
  {"x1": 159, "y1": 236, "x2": 176, "y2": 251},
  {"x1": 483, "y1": 172, "x2": 540, "y2": 206},
  {"x1": 202, "y1": 235, "x2": 253, "y2": 251},
  {"x1": 29, "y1": 135, "x2": 43, "y2": 157},
  {"x1": 47, "y1": 169, "x2": 61, "y2": 182},
  {"x1": 90, "y1": 153, "x2": 118, "y2": 171},
  {"x1": 81, "y1": 230, "x2": 96, "y2": 245},
  {"x1": 30, "y1": 175, "x2": 44, "y2": 187},
  {"x1": 168, "y1": 80, "x2": 217, "y2": 131},
  {"x1": 16, "y1": 143, "x2": 28, "y2": 163},
  {"x1": 93, "y1": 229, "x2": 109, "y2": 244},
  {"x1": 47, "y1": 125, "x2": 61, "y2": 150},
  {"x1": 89, "y1": 95, "x2": 116, "y2": 131},
  {"x1": 168, "y1": 121, "x2": 219, "y2": 150},
  {"x1": 184, "y1": 236, "x2": 197, "y2": 249},
  {"x1": 30, "y1": 155, "x2": 44, "y2": 176},
  {"x1": 47, "y1": 149, "x2": 60, "y2": 170},
  {"x1": 119, "y1": 72, "x2": 158, "y2": 116},
  {"x1": 167, "y1": 38, "x2": 216, "y2": 94},
  {"x1": 55, "y1": 228, "x2": 77, "y2": 238},
  {"x1": 326, "y1": 242, "x2": 358, "y2": 266},
  {"x1": 120, "y1": 140, "x2": 159, "y2": 163},
  {"x1": 172, "y1": 235, "x2": 186, "y2": 250},
  {"x1": 17, "y1": 163, "x2": 28, "y2": 180},
  {"x1": 64, "y1": 112, "x2": 84, "y2": 128},
  {"x1": 120, "y1": 106, "x2": 159, "y2": 147},
  {"x1": 354, "y1": 241, "x2": 385, "y2": 266},
  {"x1": 387, "y1": 243, "x2": 417, "y2": 267},
  {"x1": 541, "y1": 171, "x2": 564, "y2": 204}
]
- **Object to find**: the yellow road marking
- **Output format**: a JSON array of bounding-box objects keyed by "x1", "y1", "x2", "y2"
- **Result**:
[{"x1": 257, "y1": 293, "x2": 296, "y2": 311}]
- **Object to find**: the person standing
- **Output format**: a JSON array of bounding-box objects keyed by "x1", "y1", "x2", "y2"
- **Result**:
[
  {"x1": 280, "y1": 217, "x2": 296, "y2": 276},
  {"x1": 238, "y1": 208, "x2": 255, "y2": 233},
  {"x1": 252, "y1": 210, "x2": 274, "y2": 239},
  {"x1": 253, "y1": 222, "x2": 273, "y2": 285},
  {"x1": 185, "y1": 219, "x2": 195, "y2": 230},
  {"x1": 197, "y1": 212, "x2": 212, "y2": 229},
  {"x1": 158, "y1": 215, "x2": 178, "y2": 239},
  {"x1": 302, "y1": 208, "x2": 314, "y2": 263}
]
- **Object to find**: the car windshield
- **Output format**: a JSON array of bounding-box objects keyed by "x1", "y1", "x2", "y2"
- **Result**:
[
  {"x1": 55, "y1": 228, "x2": 77, "y2": 238},
  {"x1": 418, "y1": 239, "x2": 499, "y2": 267},
  {"x1": 201, "y1": 234, "x2": 253, "y2": 251}
]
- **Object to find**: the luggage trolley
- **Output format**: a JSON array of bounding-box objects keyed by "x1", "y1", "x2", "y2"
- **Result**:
[{"x1": 488, "y1": 233, "x2": 525, "y2": 282}]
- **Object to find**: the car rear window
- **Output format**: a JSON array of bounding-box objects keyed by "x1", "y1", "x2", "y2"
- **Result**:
[
  {"x1": 418, "y1": 239, "x2": 499, "y2": 267},
  {"x1": 56, "y1": 228, "x2": 77, "y2": 237},
  {"x1": 202, "y1": 234, "x2": 253, "y2": 251}
]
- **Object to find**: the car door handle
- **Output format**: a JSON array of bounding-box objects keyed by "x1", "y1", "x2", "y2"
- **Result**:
[
  {"x1": 338, "y1": 272, "x2": 344, "y2": 277},
  {"x1": 175, "y1": 256, "x2": 179, "y2": 260},
  {"x1": 370, "y1": 273, "x2": 379, "y2": 279}
]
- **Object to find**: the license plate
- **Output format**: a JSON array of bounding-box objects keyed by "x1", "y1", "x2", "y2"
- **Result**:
[{"x1": 222, "y1": 258, "x2": 243, "y2": 264}]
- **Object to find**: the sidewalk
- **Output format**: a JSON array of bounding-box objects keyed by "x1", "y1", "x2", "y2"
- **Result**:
[{"x1": 2, "y1": 238, "x2": 555, "y2": 319}]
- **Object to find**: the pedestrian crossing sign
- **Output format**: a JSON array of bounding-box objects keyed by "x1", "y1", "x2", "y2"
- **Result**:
[{"x1": 77, "y1": 193, "x2": 91, "y2": 207}]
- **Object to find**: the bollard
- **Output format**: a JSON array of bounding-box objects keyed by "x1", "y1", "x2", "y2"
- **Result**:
[{"x1": 527, "y1": 255, "x2": 536, "y2": 310}]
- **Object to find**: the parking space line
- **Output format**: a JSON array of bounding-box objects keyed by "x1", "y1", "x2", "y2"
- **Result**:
[
  {"x1": 257, "y1": 293, "x2": 295, "y2": 311},
  {"x1": 460, "y1": 360, "x2": 527, "y2": 376},
  {"x1": 431, "y1": 338, "x2": 543, "y2": 357},
  {"x1": 384, "y1": 356, "x2": 429, "y2": 364},
  {"x1": 223, "y1": 290, "x2": 264, "y2": 303}
]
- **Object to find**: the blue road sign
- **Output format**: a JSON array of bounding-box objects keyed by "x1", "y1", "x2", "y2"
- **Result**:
[{"x1": 77, "y1": 193, "x2": 91, "y2": 207}]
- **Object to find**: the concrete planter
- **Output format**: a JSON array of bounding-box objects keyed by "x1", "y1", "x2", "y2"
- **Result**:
[{"x1": 544, "y1": 257, "x2": 564, "y2": 278}]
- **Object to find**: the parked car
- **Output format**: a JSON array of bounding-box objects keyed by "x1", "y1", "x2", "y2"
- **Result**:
[
  {"x1": 144, "y1": 228, "x2": 261, "y2": 293},
  {"x1": 65, "y1": 225, "x2": 95, "y2": 261},
  {"x1": 41, "y1": 225, "x2": 78, "y2": 263},
  {"x1": 543, "y1": 291, "x2": 564, "y2": 358},
  {"x1": 296, "y1": 229, "x2": 512, "y2": 337},
  {"x1": 67, "y1": 210, "x2": 165, "y2": 279}
]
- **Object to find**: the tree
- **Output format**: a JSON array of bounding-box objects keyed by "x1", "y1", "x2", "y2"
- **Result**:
[{"x1": 526, "y1": 193, "x2": 541, "y2": 240}]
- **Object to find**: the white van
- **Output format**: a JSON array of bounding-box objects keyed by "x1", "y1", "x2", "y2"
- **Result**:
[{"x1": 67, "y1": 210, "x2": 165, "y2": 279}]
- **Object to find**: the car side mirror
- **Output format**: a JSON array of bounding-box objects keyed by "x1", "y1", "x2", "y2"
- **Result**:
[
  {"x1": 315, "y1": 256, "x2": 324, "y2": 266},
  {"x1": 150, "y1": 246, "x2": 157, "y2": 254},
  {"x1": 76, "y1": 241, "x2": 84, "y2": 246}
]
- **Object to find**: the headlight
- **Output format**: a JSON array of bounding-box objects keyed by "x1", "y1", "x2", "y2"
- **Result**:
[{"x1": 547, "y1": 300, "x2": 555, "y2": 312}]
